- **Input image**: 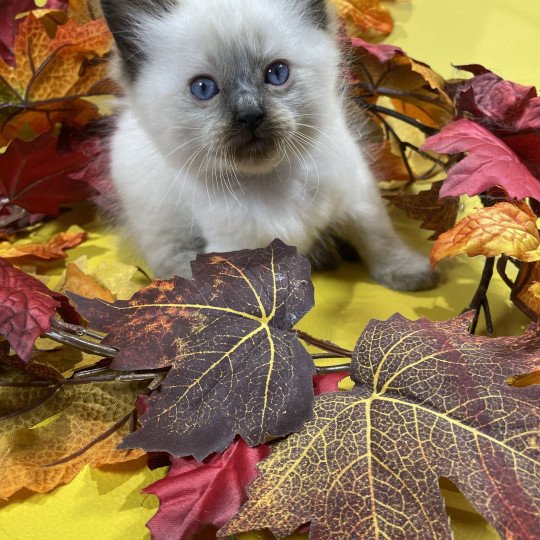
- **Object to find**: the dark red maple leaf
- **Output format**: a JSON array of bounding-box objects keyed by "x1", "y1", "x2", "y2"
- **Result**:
[
  {"x1": 70, "y1": 240, "x2": 315, "y2": 460},
  {"x1": 0, "y1": 132, "x2": 99, "y2": 216},
  {"x1": 0, "y1": 1, "x2": 67, "y2": 65},
  {"x1": 144, "y1": 438, "x2": 270, "y2": 540},
  {"x1": 0, "y1": 258, "x2": 78, "y2": 361},
  {"x1": 448, "y1": 65, "x2": 540, "y2": 179},
  {"x1": 423, "y1": 119, "x2": 540, "y2": 200}
]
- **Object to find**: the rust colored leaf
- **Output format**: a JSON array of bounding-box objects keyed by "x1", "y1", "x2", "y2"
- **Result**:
[
  {"x1": 0, "y1": 378, "x2": 145, "y2": 499},
  {"x1": 0, "y1": 229, "x2": 86, "y2": 260},
  {"x1": 349, "y1": 37, "x2": 454, "y2": 128},
  {"x1": 0, "y1": 257, "x2": 78, "y2": 361},
  {"x1": 70, "y1": 240, "x2": 315, "y2": 460},
  {"x1": 63, "y1": 262, "x2": 115, "y2": 302},
  {"x1": 0, "y1": 133, "x2": 99, "y2": 216},
  {"x1": 223, "y1": 313, "x2": 540, "y2": 539},
  {"x1": 371, "y1": 140, "x2": 410, "y2": 183},
  {"x1": 505, "y1": 262, "x2": 540, "y2": 322},
  {"x1": 384, "y1": 181, "x2": 459, "y2": 240},
  {"x1": 331, "y1": 0, "x2": 394, "y2": 37},
  {"x1": 0, "y1": 12, "x2": 112, "y2": 145},
  {"x1": 430, "y1": 202, "x2": 540, "y2": 267}
]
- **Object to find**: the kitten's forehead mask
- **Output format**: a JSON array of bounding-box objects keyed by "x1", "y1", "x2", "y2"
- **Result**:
[{"x1": 100, "y1": 0, "x2": 331, "y2": 84}]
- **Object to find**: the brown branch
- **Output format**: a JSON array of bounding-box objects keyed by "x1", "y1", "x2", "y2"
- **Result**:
[
  {"x1": 295, "y1": 330, "x2": 353, "y2": 358},
  {"x1": 463, "y1": 258, "x2": 495, "y2": 335}
]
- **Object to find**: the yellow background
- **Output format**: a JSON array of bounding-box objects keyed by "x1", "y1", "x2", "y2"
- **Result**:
[{"x1": 2, "y1": 0, "x2": 539, "y2": 538}]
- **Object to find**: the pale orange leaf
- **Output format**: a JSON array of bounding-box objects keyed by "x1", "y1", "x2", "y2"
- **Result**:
[{"x1": 430, "y1": 202, "x2": 540, "y2": 267}]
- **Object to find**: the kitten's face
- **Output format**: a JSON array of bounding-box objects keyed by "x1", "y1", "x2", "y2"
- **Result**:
[{"x1": 107, "y1": 0, "x2": 338, "y2": 176}]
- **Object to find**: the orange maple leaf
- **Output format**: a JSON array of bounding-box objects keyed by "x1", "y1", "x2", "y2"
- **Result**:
[
  {"x1": 430, "y1": 202, "x2": 540, "y2": 267},
  {"x1": 0, "y1": 230, "x2": 86, "y2": 260},
  {"x1": 332, "y1": 0, "x2": 395, "y2": 37},
  {"x1": 63, "y1": 261, "x2": 115, "y2": 302},
  {"x1": 0, "y1": 12, "x2": 112, "y2": 145}
]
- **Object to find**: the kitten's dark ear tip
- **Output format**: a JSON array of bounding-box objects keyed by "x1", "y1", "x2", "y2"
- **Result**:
[
  {"x1": 306, "y1": 0, "x2": 332, "y2": 30},
  {"x1": 100, "y1": 0, "x2": 178, "y2": 84}
]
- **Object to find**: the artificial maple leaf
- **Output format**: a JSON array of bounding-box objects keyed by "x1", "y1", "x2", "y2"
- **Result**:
[
  {"x1": 68, "y1": 0, "x2": 103, "y2": 24},
  {"x1": 0, "y1": 12, "x2": 112, "y2": 145},
  {"x1": 331, "y1": 0, "x2": 394, "y2": 37},
  {"x1": 0, "y1": 257, "x2": 78, "y2": 361},
  {"x1": 430, "y1": 202, "x2": 540, "y2": 267},
  {"x1": 370, "y1": 140, "x2": 410, "y2": 184},
  {"x1": 0, "y1": 133, "x2": 99, "y2": 216},
  {"x1": 0, "y1": 378, "x2": 145, "y2": 499},
  {"x1": 384, "y1": 181, "x2": 459, "y2": 240},
  {"x1": 69, "y1": 240, "x2": 315, "y2": 460},
  {"x1": 222, "y1": 313, "x2": 540, "y2": 539},
  {"x1": 0, "y1": 1, "x2": 67, "y2": 65},
  {"x1": 349, "y1": 37, "x2": 454, "y2": 128},
  {"x1": 144, "y1": 438, "x2": 271, "y2": 540},
  {"x1": 448, "y1": 65, "x2": 540, "y2": 179},
  {"x1": 63, "y1": 262, "x2": 114, "y2": 302},
  {"x1": 502, "y1": 261, "x2": 540, "y2": 321},
  {"x1": 423, "y1": 119, "x2": 540, "y2": 200},
  {"x1": 0, "y1": 228, "x2": 86, "y2": 260}
]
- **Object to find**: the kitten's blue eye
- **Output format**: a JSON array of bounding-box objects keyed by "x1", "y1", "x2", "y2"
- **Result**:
[
  {"x1": 265, "y1": 62, "x2": 289, "y2": 86},
  {"x1": 190, "y1": 77, "x2": 219, "y2": 100}
]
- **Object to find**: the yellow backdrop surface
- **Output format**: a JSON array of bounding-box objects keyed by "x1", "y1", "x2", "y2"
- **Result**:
[{"x1": 2, "y1": 1, "x2": 538, "y2": 538}]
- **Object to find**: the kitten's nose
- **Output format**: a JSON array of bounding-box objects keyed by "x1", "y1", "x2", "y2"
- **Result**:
[{"x1": 237, "y1": 107, "x2": 265, "y2": 132}]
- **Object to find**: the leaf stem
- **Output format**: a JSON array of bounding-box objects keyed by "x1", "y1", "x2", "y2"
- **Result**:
[
  {"x1": 464, "y1": 257, "x2": 495, "y2": 335},
  {"x1": 43, "y1": 410, "x2": 135, "y2": 468}
]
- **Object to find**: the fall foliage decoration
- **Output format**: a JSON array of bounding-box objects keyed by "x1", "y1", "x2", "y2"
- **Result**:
[
  {"x1": 1, "y1": 1, "x2": 540, "y2": 540},
  {"x1": 222, "y1": 313, "x2": 540, "y2": 539},
  {"x1": 0, "y1": 11, "x2": 112, "y2": 146},
  {"x1": 69, "y1": 240, "x2": 316, "y2": 460}
]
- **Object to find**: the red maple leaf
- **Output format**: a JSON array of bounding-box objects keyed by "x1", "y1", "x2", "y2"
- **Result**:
[
  {"x1": 422, "y1": 119, "x2": 540, "y2": 200},
  {"x1": 144, "y1": 438, "x2": 270, "y2": 540},
  {"x1": 448, "y1": 65, "x2": 540, "y2": 179},
  {"x1": 0, "y1": 132, "x2": 99, "y2": 216},
  {"x1": 0, "y1": 258, "x2": 79, "y2": 361}
]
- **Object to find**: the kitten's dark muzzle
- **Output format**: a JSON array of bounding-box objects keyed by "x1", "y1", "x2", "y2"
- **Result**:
[{"x1": 236, "y1": 107, "x2": 266, "y2": 134}]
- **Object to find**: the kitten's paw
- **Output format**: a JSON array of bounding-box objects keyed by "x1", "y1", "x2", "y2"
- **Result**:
[{"x1": 371, "y1": 252, "x2": 439, "y2": 291}]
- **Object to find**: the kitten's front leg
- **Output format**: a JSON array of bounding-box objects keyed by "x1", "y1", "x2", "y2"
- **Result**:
[{"x1": 341, "y1": 195, "x2": 438, "y2": 291}]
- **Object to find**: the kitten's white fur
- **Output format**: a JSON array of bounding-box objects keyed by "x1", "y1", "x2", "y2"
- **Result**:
[{"x1": 107, "y1": 0, "x2": 435, "y2": 290}]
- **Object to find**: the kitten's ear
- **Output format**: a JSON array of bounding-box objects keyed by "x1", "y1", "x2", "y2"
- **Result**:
[
  {"x1": 303, "y1": 0, "x2": 332, "y2": 30},
  {"x1": 100, "y1": 0, "x2": 177, "y2": 82}
]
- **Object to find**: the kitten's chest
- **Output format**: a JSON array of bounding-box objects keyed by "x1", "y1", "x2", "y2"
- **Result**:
[{"x1": 195, "y1": 179, "x2": 336, "y2": 254}]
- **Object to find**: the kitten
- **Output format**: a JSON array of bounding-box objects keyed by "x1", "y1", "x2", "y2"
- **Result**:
[{"x1": 101, "y1": 0, "x2": 436, "y2": 290}]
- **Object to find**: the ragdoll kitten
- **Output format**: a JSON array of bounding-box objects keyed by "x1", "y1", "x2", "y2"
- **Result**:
[{"x1": 101, "y1": 0, "x2": 436, "y2": 290}]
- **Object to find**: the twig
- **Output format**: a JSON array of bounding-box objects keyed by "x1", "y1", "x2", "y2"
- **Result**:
[
  {"x1": 44, "y1": 328, "x2": 117, "y2": 358},
  {"x1": 356, "y1": 99, "x2": 439, "y2": 136},
  {"x1": 463, "y1": 258, "x2": 495, "y2": 335},
  {"x1": 316, "y1": 364, "x2": 351, "y2": 374},
  {"x1": 295, "y1": 330, "x2": 353, "y2": 358}
]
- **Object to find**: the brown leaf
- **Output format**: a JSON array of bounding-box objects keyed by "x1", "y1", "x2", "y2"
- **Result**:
[
  {"x1": 223, "y1": 313, "x2": 540, "y2": 539},
  {"x1": 63, "y1": 262, "x2": 115, "y2": 302},
  {"x1": 384, "y1": 181, "x2": 459, "y2": 240},
  {"x1": 0, "y1": 229, "x2": 86, "y2": 260},
  {"x1": 0, "y1": 379, "x2": 145, "y2": 498},
  {"x1": 430, "y1": 202, "x2": 540, "y2": 267},
  {"x1": 505, "y1": 261, "x2": 540, "y2": 321},
  {"x1": 0, "y1": 13, "x2": 112, "y2": 145},
  {"x1": 349, "y1": 38, "x2": 454, "y2": 129},
  {"x1": 69, "y1": 240, "x2": 315, "y2": 460}
]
